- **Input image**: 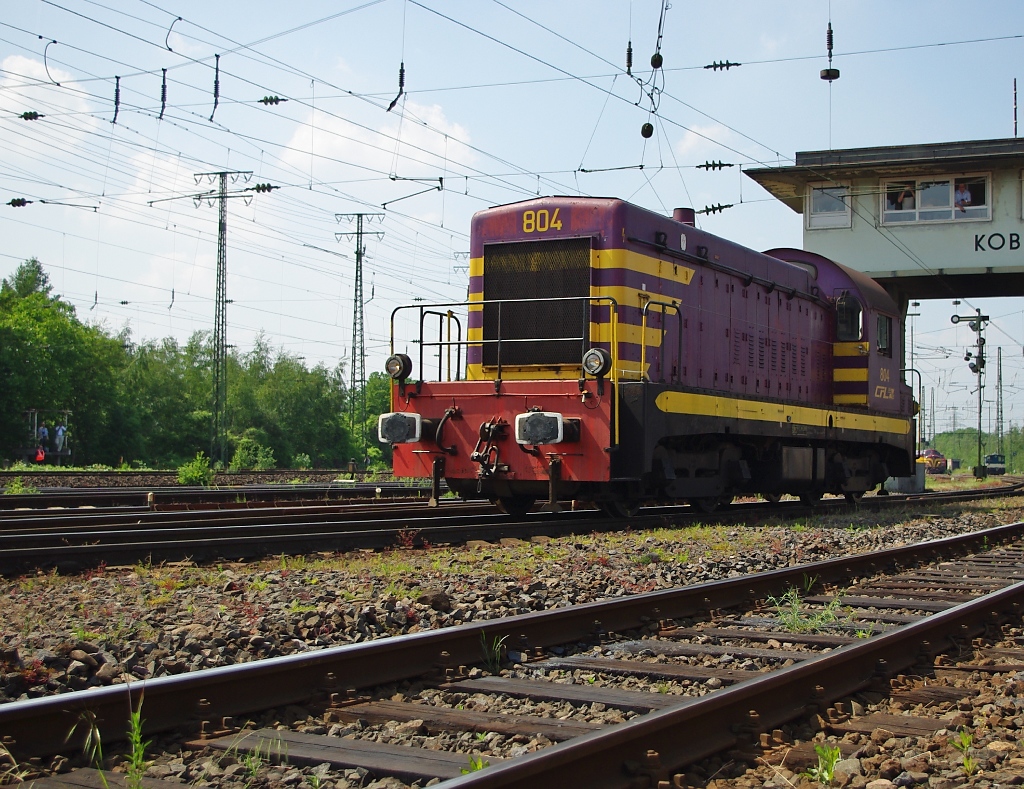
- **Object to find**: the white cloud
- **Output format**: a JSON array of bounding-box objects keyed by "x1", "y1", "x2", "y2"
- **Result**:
[{"x1": 674, "y1": 123, "x2": 733, "y2": 162}]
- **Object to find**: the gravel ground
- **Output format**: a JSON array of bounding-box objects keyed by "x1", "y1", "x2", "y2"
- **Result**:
[{"x1": 2, "y1": 496, "x2": 1023, "y2": 788}]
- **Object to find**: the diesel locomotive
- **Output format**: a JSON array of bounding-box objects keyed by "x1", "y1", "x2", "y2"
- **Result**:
[{"x1": 378, "y1": 197, "x2": 915, "y2": 515}]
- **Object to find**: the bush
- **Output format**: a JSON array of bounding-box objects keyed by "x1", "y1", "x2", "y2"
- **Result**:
[
  {"x1": 293, "y1": 452, "x2": 311, "y2": 470},
  {"x1": 253, "y1": 445, "x2": 276, "y2": 471},
  {"x1": 229, "y1": 438, "x2": 276, "y2": 471},
  {"x1": 177, "y1": 452, "x2": 214, "y2": 486}
]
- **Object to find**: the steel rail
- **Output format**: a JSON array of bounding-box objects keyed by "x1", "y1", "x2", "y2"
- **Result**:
[
  {"x1": 445, "y1": 578, "x2": 1024, "y2": 788},
  {"x1": 4, "y1": 478, "x2": 1019, "y2": 534},
  {"x1": 0, "y1": 500, "x2": 487, "y2": 534},
  {"x1": 0, "y1": 482, "x2": 437, "y2": 511},
  {"x1": 1, "y1": 482, "x2": 1020, "y2": 574},
  {"x1": 2, "y1": 520, "x2": 1022, "y2": 760}
]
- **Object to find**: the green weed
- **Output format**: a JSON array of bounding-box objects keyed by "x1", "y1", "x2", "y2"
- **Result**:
[
  {"x1": 124, "y1": 692, "x2": 150, "y2": 789},
  {"x1": 766, "y1": 587, "x2": 848, "y2": 634},
  {"x1": 3, "y1": 478, "x2": 39, "y2": 495},
  {"x1": 802, "y1": 743, "x2": 841, "y2": 786},
  {"x1": 461, "y1": 755, "x2": 489, "y2": 773},
  {"x1": 480, "y1": 631, "x2": 508, "y2": 674},
  {"x1": 951, "y1": 729, "x2": 978, "y2": 776},
  {"x1": 66, "y1": 709, "x2": 111, "y2": 789},
  {"x1": 71, "y1": 625, "x2": 103, "y2": 642},
  {"x1": 0, "y1": 741, "x2": 30, "y2": 784}
]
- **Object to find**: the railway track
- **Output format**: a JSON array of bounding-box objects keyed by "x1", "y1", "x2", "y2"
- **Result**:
[
  {"x1": 0, "y1": 481, "x2": 436, "y2": 511},
  {"x1": 0, "y1": 469, "x2": 384, "y2": 489},
  {"x1": 7, "y1": 521, "x2": 1024, "y2": 788},
  {"x1": 1, "y1": 480, "x2": 1020, "y2": 575}
]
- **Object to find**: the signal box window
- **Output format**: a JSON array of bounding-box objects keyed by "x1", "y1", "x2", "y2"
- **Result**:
[
  {"x1": 807, "y1": 184, "x2": 851, "y2": 229},
  {"x1": 876, "y1": 315, "x2": 892, "y2": 357},
  {"x1": 883, "y1": 174, "x2": 989, "y2": 223},
  {"x1": 835, "y1": 294, "x2": 862, "y2": 342}
]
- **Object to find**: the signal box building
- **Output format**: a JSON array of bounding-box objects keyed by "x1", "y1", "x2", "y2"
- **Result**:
[{"x1": 745, "y1": 137, "x2": 1024, "y2": 309}]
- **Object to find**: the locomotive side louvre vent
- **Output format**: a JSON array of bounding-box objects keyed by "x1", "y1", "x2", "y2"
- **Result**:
[
  {"x1": 801, "y1": 345, "x2": 808, "y2": 377},
  {"x1": 771, "y1": 339, "x2": 778, "y2": 372},
  {"x1": 758, "y1": 335, "x2": 765, "y2": 369},
  {"x1": 482, "y1": 238, "x2": 590, "y2": 366}
]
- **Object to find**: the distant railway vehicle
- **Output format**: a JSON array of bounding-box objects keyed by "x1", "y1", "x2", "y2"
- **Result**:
[
  {"x1": 379, "y1": 197, "x2": 915, "y2": 514},
  {"x1": 917, "y1": 448, "x2": 947, "y2": 474},
  {"x1": 985, "y1": 453, "x2": 1006, "y2": 475}
]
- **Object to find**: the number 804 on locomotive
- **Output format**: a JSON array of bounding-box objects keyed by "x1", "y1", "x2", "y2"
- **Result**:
[{"x1": 378, "y1": 196, "x2": 915, "y2": 516}]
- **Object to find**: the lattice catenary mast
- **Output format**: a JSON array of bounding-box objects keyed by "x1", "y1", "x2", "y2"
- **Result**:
[{"x1": 336, "y1": 213, "x2": 384, "y2": 458}]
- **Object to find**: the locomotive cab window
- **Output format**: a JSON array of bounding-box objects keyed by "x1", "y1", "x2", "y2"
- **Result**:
[
  {"x1": 876, "y1": 315, "x2": 893, "y2": 357},
  {"x1": 835, "y1": 294, "x2": 862, "y2": 341},
  {"x1": 807, "y1": 183, "x2": 851, "y2": 229}
]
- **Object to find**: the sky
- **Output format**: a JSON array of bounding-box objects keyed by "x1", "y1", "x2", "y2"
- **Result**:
[{"x1": 1, "y1": 0, "x2": 1023, "y2": 438}]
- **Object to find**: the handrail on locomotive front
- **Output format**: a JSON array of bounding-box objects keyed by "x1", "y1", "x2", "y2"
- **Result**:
[
  {"x1": 640, "y1": 299, "x2": 682, "y2": 383},
  {"x1": 390, "y1": 295, "x2": 621, "y2": 445},
  {"x1": 417, "y1": 310, "x2": 463, "y2": 382}
]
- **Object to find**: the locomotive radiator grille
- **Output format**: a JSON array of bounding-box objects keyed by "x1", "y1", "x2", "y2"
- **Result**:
[{"x1": 482, "y1": 238, "x2": 591, "y2": 367}]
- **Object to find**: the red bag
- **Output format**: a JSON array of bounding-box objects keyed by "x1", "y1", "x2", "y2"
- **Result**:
[{"x1": 35, "y1": 447, "x2": 45, "y2": 462}]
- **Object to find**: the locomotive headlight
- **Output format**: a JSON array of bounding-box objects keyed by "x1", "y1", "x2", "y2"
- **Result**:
[
  {"x1": 515, "y1": 412, "x2": 580, "y2": 445},
  {"x1": 378, "y1": 412, "x2": 422, "y2": 444},
  {"x1": 582, "y1": 347, "x2": 613, "y2": 377},
  {"x1": 385, "y1": 353, "x2": 413, "y2": 381}
]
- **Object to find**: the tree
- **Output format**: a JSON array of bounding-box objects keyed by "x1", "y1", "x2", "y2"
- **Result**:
[{"x1": 0, "y1": 259, "x2": 125, "y2": 463}]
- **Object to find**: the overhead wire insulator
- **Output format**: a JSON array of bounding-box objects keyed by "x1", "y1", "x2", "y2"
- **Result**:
[
  {"x1": 626, "y1": 40, "x2": 633, "y2": 75},
  {"x1": 697, "y1": 160, "x2": 735, "y2": 171},
  {"x1": 209, "y1": 54, "x2": 220, "y2": 121},
  {"x1": 259, "y1": 95, "x2": 287, "y2": 105},
  {"x1": 7, "y1": 198, "x2": 31, "y2": 207},
  {"x1": 386, "y1": 61, "x2": 406, "y2": 112},
  {"x1": 159, "y1": 68, "x2": 167, "y2": 120},
  {"x1": 19, "y1": 111, "x2": 43, "y2": 120},
  {"x1": 112, "y1": 76, "x2": 120, "y2": 124},
  {"x1": 248, "y1": 183, "x2": 278, "y2": 193},
  {"x1": 697, "y1": 203, "x2": 734, "y2": 215},
  {"x1": 704, "y1": 60, "x2": 741, "y2": 71},
  {"x1": 821, "y1": 21, "x2": 840, "y2": 81}
]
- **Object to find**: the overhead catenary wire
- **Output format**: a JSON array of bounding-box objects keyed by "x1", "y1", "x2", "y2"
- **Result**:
[{"x1": 4, "y1": 0, "x2": 1019, "y2": 384}]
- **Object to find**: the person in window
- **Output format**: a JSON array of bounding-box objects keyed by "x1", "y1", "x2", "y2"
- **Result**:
[
  {"x1": 895, "y1": 185, "x2": 915, "y2": 210},
  {"x1": 955, "y1": 182, "x2": 972, "y2": 212}
]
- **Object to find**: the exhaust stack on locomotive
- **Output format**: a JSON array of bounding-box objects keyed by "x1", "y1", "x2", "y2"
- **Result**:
[{"x1": 378, "y1": 197, "x2": 914, "y2": 515}]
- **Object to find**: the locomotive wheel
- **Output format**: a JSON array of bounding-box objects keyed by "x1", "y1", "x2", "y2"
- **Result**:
[
  {"x1": 493, "y1": 497, "x2": 536, "y2": 518},
  {"x1": 599, "y1": 500, "x2": 640, "y2": 518},
  {"x1": 690, "y1": 497, "x2": 719, "y2": 514},
  {"x1": 844, "y1": 491, "x2": 865, "y2": 504},
  {"x1": 761, "y1": 493, "x2": 782, "y2": 504},
  {"x1": 798, "y1": 491, "x2": 821, "y2": 506}
]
